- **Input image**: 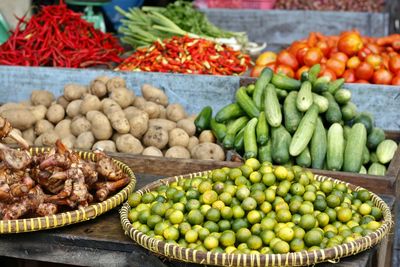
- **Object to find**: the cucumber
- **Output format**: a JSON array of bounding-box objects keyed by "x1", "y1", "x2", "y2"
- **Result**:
[
  {"x1": 210, "y1": 118, "x2": 227, "y2": 142},
  {"x1": 258, "y1": 140, "x2": 272, "y2": 163},
  {"x1": 194, "y1": 106, "x2": 212, "y2": 133},
  {"x1": 253, "y1": 68, "x2": 273, "y2": 109},
  {"x1": 289, "y1": 104, "x2": 319, "y2": 157},
  {"x1": 312, "y1": 76, "x2": 331, "y2": 94},
  {"x1": 256, "y1": 111, "x2": 269, "y2": 145},
  {"x1": 327, "y1": 78, "x2": 345, "y2": 94},
  {"x1": 376, "y1": 139, "x2": 398, "y2": 164},
  {"x1": 244, "y1": 118, "x2": 258, "y2": 159},
  {"x1": 362, "y1": 146, "x2": 370, "y2": 165},
  {"x1": 222, "y1": 116, "x2": 249, "y2": 149},
  {"x1": 300, "y1": 71, "x2": 309, "y2": 82},
  {"x1": 343, "y1": 125, "x2": 351, "y2": 140},
  {"x1": 271, "y1": 73, "x2": 301, "y2": 91},
  {"x1": 334, "y1": 89, "x2": 352, "y2": 105},
  {"x1": 367, "y1": 127, "x2": 385, "y2": 150},
  {"x1": 233, "y1": 127, "x2": 246, "y2": 152},
  {"x1": 310, "y1": 117, "x2": 327, "y2": 169},
  {"x1": 327, "y1": 123, "x2": 345, "y2": 171},
  {"x1": 370, "y1": 152, "x2": 379, "y2": 163},
  {"x1": 215, "y1": 103, "x2": 245, "y2": 123},
  {"x1": 323, "y1": 92, "x2": 342, "y2": 124},
  {"x1": 359, "y1": 165, "x2": 367, "y2": 174},
  {"x1": 308, "y1": 64, "x2": 321, "y2": 83},
  {"x1": 283, "y1": 91, "x2": 303, "y2": 134},
  {"x1": 276, "y1": 88, "x2": 289, "y2": 101},
  {"x1": 236, "y1": 87, "x2": 260, "y2": 118},
  {"x1": 354, "y1": 112, "x2": 374, "y2": 134},
  {"x1": 368, "y1": 162, "x2": 387, "y2": 176},
  {"x1": 246, "y1": 84, "x2": 255, "y2": 95},
  {"x1": 271, "y1": 126, "x2": 292, "y2": 164},
  {"x1": 341, "y1": 102, "x2": 357, "y2": 121},
  {"x1": 312, "y1": 93, "x2": 329, "y2": 113},
  {"x1": 264, "y1": 84, "x2": 282, "y2": 127},
  {"x1": 296, "y1": 81, "x2": 313, "y2": 112},
  {"x1": 343, "y1": 123, "x2": 367, "y2": 172},
  {"x1": 296, "y1": 147, "x2": 311, "y2": 167}
]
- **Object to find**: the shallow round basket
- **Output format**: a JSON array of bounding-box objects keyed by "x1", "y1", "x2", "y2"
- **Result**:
[
  {"x1": 120, "y1": 170, "x2": 393, "y2": 267},
  {"x1": 0, "y1": 147, "x2": 136, "y2": 234}
]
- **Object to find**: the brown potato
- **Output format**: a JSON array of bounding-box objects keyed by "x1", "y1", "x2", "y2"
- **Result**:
[
  {"x1": 0, "y1": 109, "x2": 36, "y2": 130},
  {"x1": 80, "y1": 94, "x2": 101, "y2": 115},
  {"x1": 57, "y1": 96, "x2": 69, "y2": 109},
  {"x1": 166, "y1": 103, "x2": 186, "y2": 122},
  {"x1": 187, "y1": 136, "x2": 199, "y2": 152},
  {"x1": 141, "y1": 84, "x2": 168, "y2": 107},
  {"x1": 165, "y1": 146, "x2": 190, "y2": 159},
  {"x1": 54, "y1": 119, "x2": 72, "y2": 138},
  {"x1": 86, "y1": 111, "x2": 113, "y2": 140},
  {"x1": 61, "y1": 134, "x2": 76, "y2": 149},
  {"x1": 29, "y1": 105, "x2": 47, "y2": 121},
  {"x1": 101, "y1": 98, "x2": 121, "y2": 114},
  {"x1": 115, "y1": 134, "x2": 143, "y2": 154},
  {"x1": 41, "y1": 131, "x2": 59, "y2": 146},
  {"x1": 34, "y1": 135, "x2": 43, "y2": 146},
  {"x1": 0, "y1": 103, "x2": 26, "y2": 113},
  {"x1": 74, "y1": 131, "x2": 95, "y2": 150},
  {"x1": 168, "y1": 128, "x2": 189, "y2": 148},
  {"x1": 46, "y1": 104, "x2": 65, "y2": 124},
  {"x1": 199, "y1": 130, "x2": 216, "y2": 143},
  {"x1": 128, "y1": 112, "x2": 149, "y2": 139},
  {"x1": 31, "y1": 90, "x2": 55, "y2": 107},
  {"x1": 70, "y1": 117, "x2": 91, "y2": 136},
  {"x1": 176, "y1": 119, "x2": 196, "y2": 137},
  {"x1": 142, "y1": 126, "x2": 169, "y2": 150},
  {"x1": 142, "y1": 146, "x2": 163, "y2": 157},
  {"x1": 158, "y1": 105, "x2": 167, "y2": 119},
  {"x1": 110, "y1": 88, "x2": 135, "y2": 108},
  {"x1": 35, "y1": 119, "x2": 54, "y2": 136},
  {"x1": 92, "y1": 140, "x2": 116, "y2": 152},
  {"x1": 66, "y1": 100, "x2": 83, "y2": 118},
  {"x1": 22, "y1": 128, "x2": 36, "y2": 144},
  {"x1": 191, "y1": 143, "x2": 225, "y2": 161},
  {"x1": 133, "y1": 96, "x2": 146, "y2": 110},
  {"x1": 106, "y1": 77, "x2": 126, "y2": 93},
  {"x1": 142, "y1": 101, "x2": 160, "y2": 119},
  {"x1": 148, "y1": 119, "x2": 176, "y2": 132},
  {"x1": 89, "y1": 80, "x2": 107, "y2": 98},
  {"x1": 63, "y1": 84, "x2": 86, "y2": 101},
  {"x1": 108, "y1": 111, "x2": 130, "y2": 134}
]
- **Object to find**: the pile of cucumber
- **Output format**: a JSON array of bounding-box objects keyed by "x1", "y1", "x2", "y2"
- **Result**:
[{"x1": 195, "y1": 65, "x2": 398, "y2": 176}]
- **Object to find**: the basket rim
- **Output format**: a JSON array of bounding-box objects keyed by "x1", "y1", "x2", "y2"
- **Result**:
[
  {"x1": 120, "y1": 170, "x2": 393, "y2": 267},
  {"x1": 0, "y1": 147, "x2": 136, "y2": 234}
]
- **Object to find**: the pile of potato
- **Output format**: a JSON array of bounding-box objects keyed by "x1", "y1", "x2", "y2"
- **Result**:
[{"x1": 0, "y1": 76, "x2": 225, "y2": 160}]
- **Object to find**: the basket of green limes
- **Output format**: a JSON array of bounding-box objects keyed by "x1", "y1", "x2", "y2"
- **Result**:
[{"x1": 120, "y1": 159, "x2": 392, "y2": 266}]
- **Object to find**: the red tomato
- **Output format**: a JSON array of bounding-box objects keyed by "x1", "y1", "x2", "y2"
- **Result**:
[
  {"x1": 316, "y1": 41, "x2": 330, "y2": 56},
  {"x1": 296, "y1": 47, "x2": 309, "y2": 66},
  {"x1": 372, "y1": 69, "x2": 393, "y2": 85},
  {"x1": 365, "y1": 54, "x2": 383, "y2": 70},
  {"x1": 255, "y1": 51, "x2": 277, "y2": 66},
  {"x1": 326, "y1": 58, "x2": 345, "y2": 77},
  {"x1": 319, "y1": 68, "x2": 337, "y2": 80},
  {"x1": 303, "y1": 48, "x2": 323, "y2": 67},
  {"x1": 389, "y1": 55, "x2": 400, "y2": 74},
  {"x1": 330, "y1": 52, "x2": 349, "y2": 63},
  {"x1": 266, "y1": 62, "x2": 277, "y2": 72},
  {"x1": 296, "y1": 65, "x2": 310, "y2": 80},
  {"x1": 355, "y1": 62, "x2": 374, "y2": 81},
  {"x1": 366, "y1": 43, "x2": 381, "y2": 54},
  {"x1": 250, "y1": 65, "x2": 266, "y2": 77},
  {"x1": 337, "y1": 32, "x2": 363, "y2": 56},
  {"x1": 355, "y1": 80, "x2": 370, "y2": 84},
  {"x1": 346, "y1": 56, "x2": 361, "y2": 69},
  {"x1": 276, "y1": 64, "x2": 295, "y2": 78},
  {"x1": 277, "y1": 50, "x2": 299, "y2": 71},
  {"x1": 357, "y1": 47, "x2": 372, "y2": 61},
  {"x1": 391, "y1": 75, "x2": 400, "y2": 85},
  {"x1": 289, "y1": 41, "x2": 308, "y2": 57},
  {"x1": 342, "y1": 69, "x2": 356, "y2": 83}
]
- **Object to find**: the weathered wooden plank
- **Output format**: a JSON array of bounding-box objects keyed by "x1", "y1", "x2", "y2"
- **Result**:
[{"x1": 202, "y1": 9, "x2": 389, "y2": 51}]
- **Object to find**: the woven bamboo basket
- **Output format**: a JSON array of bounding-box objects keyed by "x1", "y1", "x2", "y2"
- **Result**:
[
  {"x1": 0, "y1": 147, "x2": 136, "y2": 234},
  {"x1": 120, "y1": 170, "x2": 393, "y2": 267}
]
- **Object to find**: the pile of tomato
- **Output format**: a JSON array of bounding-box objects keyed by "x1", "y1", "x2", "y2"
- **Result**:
[{"x1": 251, "y1": 31, "x2": 400, "y2": 85}]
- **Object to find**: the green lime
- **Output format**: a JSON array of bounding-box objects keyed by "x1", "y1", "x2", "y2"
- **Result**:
[
  {"x1": 299, "y1": 214, "x2": 316, "y2": 231},
  {"x1": 198, "y1": 227, "x2": 210, "y2": 241},
  {"x1": 138, "y1": 224, "x2": 150, "y2": 234},
  {"x1": 202, "y1": 190, "x2": 218, "y2": 205},
  {"x1": 278, "y1": 227, "x2": 294, "y2": 242},
  {"x1": 290, "y1": 183, "x2": 305, "y2": 196},
  {"x1": 236, "y1": 228, "x2": 252, "y2": 243},
  {"x1": 317, "y1": 213, "x2": 330, "y2": 228},
  {"x1": 141, "y1": 192, "x2": 155, "y2": 204},
  {"x1": 206, "y1": 208, "x2": 221, "y2": 222},
  {"x1": 327, "y1": 194, "x2": 341, "y2": 208},
  {"x1": 198, "y1": 181, "x2": 213, "y2": 194},
  {"x1": 304, "y1": 229, "x2": 323, "y2": 247},
  {"x1": 240, "y1": 165, "x2": 253, "y2": 178},
  {"x1": 220, "y1": 231, "x2": 236, "y2": 247},
  {"x1": 314, "y1": 198, "x2": 327, "y2": 212},
  {"x1": 128, "y1": 193, "x2": 142, "y2": 207},
  {"x1": 147, "y1": 214, "x2": 162, "y2": 229},
  {"x1": 245, "y1": 158, "x2": 261, "y2": 171},
  {"x1": 185, "y1": 229, "x2": 198, "y2": 243},
  {"x1": 204, "y1": 236, "x2": 219, "y2": 250},
  {"x1": 229, "y1": 168, "x2": 242, "y2": 180},
  {"x1": 247, "y1": 235, "x2": 263, "y2": 250},
  {"x1": 186, "y1": 199, "x2": 201, "y2": 211},
  {"x1": 337, "y1": 207, "x2": 352, "y2": 223},
  {"x1": 260, "y1": 217, "x2": 276, "y2": 231},
  {"x1": 247, "y1": 210, "x2": 262, "y2": 224},
  {"x1": 371, "y1": 207, "x2": 383, "y2": 220},
  {"x1": 251, "y1": 223, "x2": 262, "y2": 235},
  {"x1": 154, "y1": 222, "x2": 169, "y2": 235},
  {"x1": 249, "y1": 171, "x2": 262, "y2": 183},
  {"x1": 232, "y1": 218, "x2": 249, "y2": 232},
  {"x1": 290, "y1": 238, "x2": 305, "y2": 252},
  {"x1": 232, "y1": 205, "x2": 245, "y2": 219},
  {"x1": 211, "y1": 169, "x2": 227, "y2": 182},
  {"x1": 187, "y1": 210, "x2": 204, "y2": 225},
  {"x1": 166, "y1": 187, "x2": 177, "y2": 200},
  {"x1": 213, "y1": 182, "x2": 225, "y2": 194},
  {"x1": 359, "y1": 203, "x2": 372, "y2": 216},
  {"x1": 204, "y1": 221, "x2": 219, "y2": 233},
  {"x1": 219, "y1": 192, "x2": 232, "y2": 205},
  {"x1": 169, "y1": 210, "x2": 184, "y2": 224},
  {"x1": 260, "y1": 230, "x2": 275, "y2": 245},
  {"x1": 218, "y1": 220, "x2": 231, "y2": 232},
  {"x1": 276, "y1": 209, "x2": 292, "y2": 223},
  {"x1": 138, "y1": 209, "x2": 151, "y2": 224},
  {"x1": 242, "y1": 197, "x2": 257, "y2": 211},
  {"x1": 262, "y1": 173, "x2": 276, "y2": 186},
  {"x1": 272, "y1": 240, "x2": 290, "y2": 254},
  {"x1": 357, "y1": 190, "x2": 371, "y2": 202},
  {"x1": 163, "y1": 226, "x2": 179, "y2": 241},
  {"x1": 178, "y1": 222, "x2": 191, "y2": 235},
  {"x1": 221, "y1": 206, "x2": 233, "y2": 220},
  {"x1": 236, "y1": 187, "x2": 251, "y2": 201},
  {"x1": 250, "y1": 190, "x2": 266, "y2": 205},
  {"x1": 128, "y1": 209, "x2": 139, "y2": 223}
]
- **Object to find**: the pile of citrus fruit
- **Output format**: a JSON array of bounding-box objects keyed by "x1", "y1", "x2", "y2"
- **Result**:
[{"x1": 127, "y1": 159, "x2": 383, "y2": 255}]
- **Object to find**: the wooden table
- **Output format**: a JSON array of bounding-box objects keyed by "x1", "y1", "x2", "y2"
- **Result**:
[{"x1": 0, "y1": 173, "x2": 394, "y2": 267}]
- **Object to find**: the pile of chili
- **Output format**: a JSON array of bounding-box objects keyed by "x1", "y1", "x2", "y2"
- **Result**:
[
  {"x1": 0, "y1": 1, "x2": 123, "y2": 68},
  {"x1": 116, "y1": 36, "x2": 251, "y2": 75}
]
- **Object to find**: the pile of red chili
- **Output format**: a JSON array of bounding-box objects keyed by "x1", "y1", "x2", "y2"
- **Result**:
[
  {"x1": 0, "y1": 2, "x2": 123, "y2": 68},
  {"x1": 117, "y1": 36, "x2": 251, "y2": 75}
]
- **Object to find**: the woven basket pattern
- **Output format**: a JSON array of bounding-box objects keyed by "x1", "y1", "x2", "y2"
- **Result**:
[
  {"x1": 120, "y1": 171, "x2": 393, "y2": 267},
  {"x1": 0, "y1": 147, "x2": 136, "y2": 234}
]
